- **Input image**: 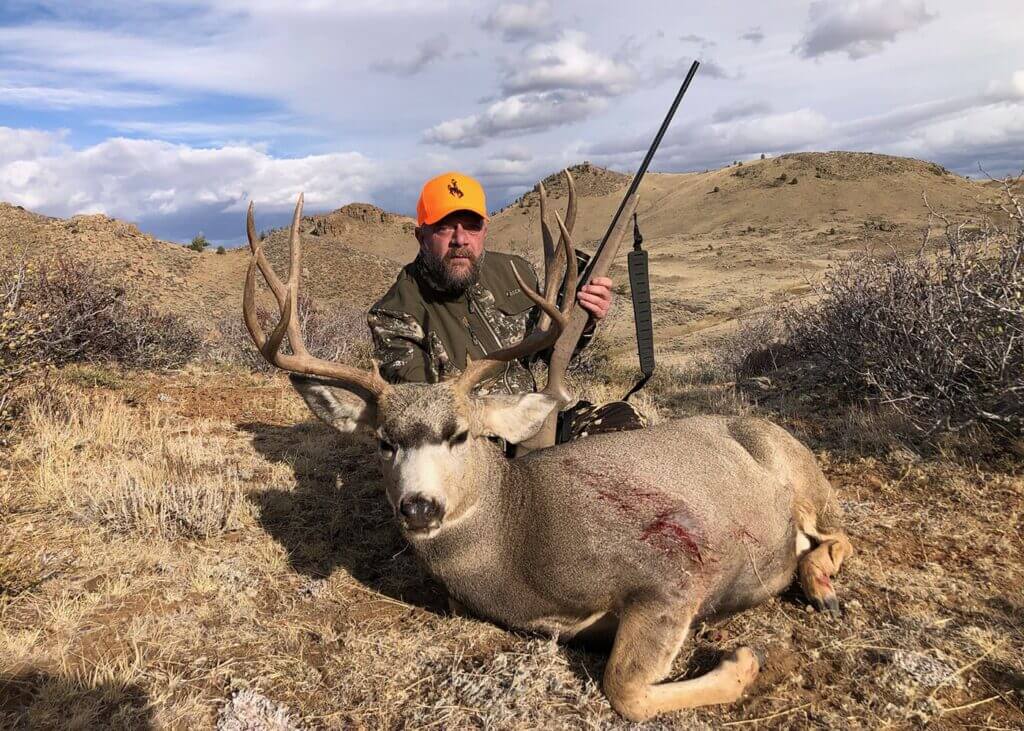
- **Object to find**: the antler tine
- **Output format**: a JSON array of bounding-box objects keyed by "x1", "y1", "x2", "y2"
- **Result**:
[
  {"x1": 284, "y1": 194, "x2": 310, "y2": 359},
  {"x1": 242, "y1": 195, "x2": 390, "y2": 401},
  {"x1": 552, "y1": 209, "x2": 577, "y2": 322},
  {"x1": 246, "y1": 201, "x2": 287, "y2": 303},
  {"x1": 562, "y1": 168, "x2": 577, "y2": 236},
  {"x1": 456, "y1": 261, "x2": 566, "y2": 394},
  {"x1": 536, "y1": 182, "x2": 560, "y2": 309},
  {"x1": 537, "y1": 169, "x2": 578, "y2": 331}
]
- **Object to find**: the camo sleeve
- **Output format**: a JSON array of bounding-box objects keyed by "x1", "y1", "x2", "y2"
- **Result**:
[{"x1": 367, "y1": 308, "x2": 433, "y2": 384}]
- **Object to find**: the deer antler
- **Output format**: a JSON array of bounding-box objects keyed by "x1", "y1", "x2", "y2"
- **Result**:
[
  {"x1": 243, "y1": 195, "x2": 390, "y2": 402},
  {"x1": 454, "y1": 179, "x2": 578, "y2": 396},
  {"x1": 536, "y1": 170, "x2": 577, "y2": 331}
]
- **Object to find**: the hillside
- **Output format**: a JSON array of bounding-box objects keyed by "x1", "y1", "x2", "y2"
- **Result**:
[
  {"x1": 0, "y1": 152, "x2": 1007, "y2": 351},
  {"x1": 0, "y1": 203, "x2": 402, "y2": 330},
  {"x1": 486, "y1": 152, "x2": 1003, "y2": 364}
]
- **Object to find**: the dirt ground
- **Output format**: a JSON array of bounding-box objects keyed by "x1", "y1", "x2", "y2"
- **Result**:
[{"x1": 1, "y1": 363, "x2": 1021, "y2": 730}]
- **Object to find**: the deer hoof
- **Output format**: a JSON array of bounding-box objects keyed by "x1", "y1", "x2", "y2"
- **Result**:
[{"x1": 811, "y1": 595, "x2": 842, "y2": 618}]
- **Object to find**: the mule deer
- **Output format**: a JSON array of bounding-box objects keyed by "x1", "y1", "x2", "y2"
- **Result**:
[{"x1": 242, "y1": 188, "x2": 853, "y2": 722}]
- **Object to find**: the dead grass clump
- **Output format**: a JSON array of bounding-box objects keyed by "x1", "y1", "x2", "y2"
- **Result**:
[
  {"x1": 216, "y1": 687, "x2": 306, "y2": 731},
  {"x1": 213, "y1": 294, "x2": 371, "y2": 372},
  {"x1": 412, "y1": 638, "x2": 615, "y2": 729},
  {"x1": 11, "y1": 386, "x2": 253, "y2": 539},
  {"x1": 86, "y1": 471, "x2": 249, "y2": 540}
]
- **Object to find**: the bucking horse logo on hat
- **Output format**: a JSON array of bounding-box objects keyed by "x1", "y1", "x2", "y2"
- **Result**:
[{"x1": 448, "y1": 178, "x2": 464, "y2": 198}]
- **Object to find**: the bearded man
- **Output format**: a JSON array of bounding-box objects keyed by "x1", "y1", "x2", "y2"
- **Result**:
[{"x1": 368, "y1": 171, "x2": 645, "y2": 443}]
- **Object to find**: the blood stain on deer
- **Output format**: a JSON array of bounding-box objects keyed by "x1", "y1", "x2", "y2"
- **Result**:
[
  {"x1": 641, "y1": 512, "x2": 704, "y2": 565},
  {"x1": 563, "y1": 458, "x2": 707, "y2": 565}
]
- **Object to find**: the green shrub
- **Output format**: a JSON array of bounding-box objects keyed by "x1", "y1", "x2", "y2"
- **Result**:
[
  {"x1": 189, "y1": 234, "x2": 208, "y2": 252},
  {"x1": 216, "y1": 245, "x2": 226, "y2": 255}
]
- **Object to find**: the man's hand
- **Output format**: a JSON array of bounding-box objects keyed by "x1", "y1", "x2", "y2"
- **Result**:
[{"x1": 577, "y1": 276, "x2": 613, "y2": 321}]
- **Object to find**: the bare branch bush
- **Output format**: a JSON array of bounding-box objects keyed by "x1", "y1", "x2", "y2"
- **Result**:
[
  {"x1": 212, "y1": 294, "x2": 372, "y2": 373},
  {"x1": 25, "y1": 254, "x2": 199, "y2": 369},
  {"x1": 0, "y1": 257, "x2": 50, "y2": 439},
  {"x1": 780, "y1": 183, "x2": 1023, "y2": 443},
  {"x1": 0, "y1": 253, "x2": 199, "y2": 439}
]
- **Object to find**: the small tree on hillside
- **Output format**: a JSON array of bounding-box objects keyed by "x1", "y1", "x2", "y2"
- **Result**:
[{"x1": 189, "y1": 234, "x2": 208, "y2": 252}]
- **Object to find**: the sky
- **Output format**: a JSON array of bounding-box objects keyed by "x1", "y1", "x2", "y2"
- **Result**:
[{"x1": 0, "y1": 0, "x2": 1021, "y2": 245}]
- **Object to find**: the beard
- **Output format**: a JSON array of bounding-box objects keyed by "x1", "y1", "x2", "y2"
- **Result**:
[{"x1": 419, "y1": 249, "x2": 482, "y2": 295}]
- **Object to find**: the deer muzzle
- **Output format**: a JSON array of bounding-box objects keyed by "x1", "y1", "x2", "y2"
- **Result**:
[{"x1": 398, "y1": 493, "x2": 444, "y2": 533}]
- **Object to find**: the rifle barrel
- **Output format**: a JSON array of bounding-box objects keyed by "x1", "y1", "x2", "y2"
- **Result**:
[{"x1": 578, "y1": 60, "x2": 700, "y2": 288}]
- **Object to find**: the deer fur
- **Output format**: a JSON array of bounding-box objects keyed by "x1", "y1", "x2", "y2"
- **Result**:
[{"x1": 292, "y1": 377, "x2": 853, "y2": 722}]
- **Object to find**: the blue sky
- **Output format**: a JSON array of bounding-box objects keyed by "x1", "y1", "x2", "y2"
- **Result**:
[{"x1": 0, "y1": 0, "x2": 1021, "y2": 245}]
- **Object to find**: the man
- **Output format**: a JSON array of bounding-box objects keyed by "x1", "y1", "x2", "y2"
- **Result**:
[{"x1": 368, "y1": 171, "x2": 645, "y2": 443}]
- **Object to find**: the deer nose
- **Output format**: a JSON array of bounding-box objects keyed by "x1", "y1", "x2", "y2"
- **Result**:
[{"x1": 399, "y1": 494, "x2": 444, "y2": 531}]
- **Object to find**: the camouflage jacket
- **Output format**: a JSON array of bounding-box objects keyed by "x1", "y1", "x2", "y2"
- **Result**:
[{"x1": 368, "y1": 251, "x2": 592, "y2": 395}]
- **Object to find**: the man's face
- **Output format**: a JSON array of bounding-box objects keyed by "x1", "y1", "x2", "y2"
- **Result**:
[{"x1": 415, "y1": 210, "x2": 488, "y2": 293}]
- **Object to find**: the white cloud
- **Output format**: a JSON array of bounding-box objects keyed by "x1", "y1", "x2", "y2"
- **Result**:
[
  {"x1": 647, "y1": 55, "x2": 738, "y2": 84},
  {"x1": 586, "y1": 108, "x2": 834, "y2": 170},
  {"x1": 425, "y1": 31, "x2": 639, "y2": 147},
  {"x1": 423, "y1": 91, "x2": 605, "y2": 148},
  {"x1": 482, "y1": 1, "x2": 552, "y2": 42},
  {"x1": 885, "y1": 100, "x2": 1024, "y2": 173},
  {"x1": 795, "y1": 0, "x2": 936, "y2": 60},
  {"x1": 0, "y1": 82, "x2": 168, "y2": 109},
  {"x1": 502, "y1": 31, "x2": 637, "y2": 96},
  {"x1": 678, "y1": 33, "x2": 715, "y2": 49},
  {"x1": 740, "y1": 28, "x2": 765, "y2": 44},
  {"x1": 0, "y1": 127, "x2": 69, "y2": 166},
  {"x1": 712, "y1": 100, "x2": 773, "y2": 123},
  {"x1": 0, "y1": 131, "x2": 377, "y2": 219},
  {"x1": 100, "y1": 118, "x2": 315, "y2": 142},
  {"x1": 0, "y1": 25, "x2": 245, "y2": 95}
]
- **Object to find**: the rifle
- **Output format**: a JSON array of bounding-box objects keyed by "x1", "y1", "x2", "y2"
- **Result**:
[
  {"x1": 577, "y1": 60, "x2": 700, "y2": 288},
  {"x1": 521, "y1": 61, "x2": 700, "y2": 449}
]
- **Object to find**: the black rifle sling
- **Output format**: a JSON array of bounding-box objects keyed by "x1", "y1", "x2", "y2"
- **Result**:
[{"x1": 624, "y1": 213, "x2": 655, "y2": 400}]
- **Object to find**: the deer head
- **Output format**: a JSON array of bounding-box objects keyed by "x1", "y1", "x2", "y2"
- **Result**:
[{"x1": 243, "y1": 184, "x2": 577, "y2": 536}]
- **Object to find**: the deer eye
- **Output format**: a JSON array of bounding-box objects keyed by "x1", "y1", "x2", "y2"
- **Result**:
[
  {"x1": 448, "y1": 430, "x2": 469, "y2": 447},
  {"x1": 378, "y1": 439, "x2": 396, "y2": 456}
]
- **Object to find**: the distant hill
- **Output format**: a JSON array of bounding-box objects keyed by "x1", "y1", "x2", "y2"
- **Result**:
[
  {"x1": 0, "y1": 202, "x2": 402, "y2": 331},
  {"x1": 1, "y1": 151, "x2": 1011, "y2": 361}
]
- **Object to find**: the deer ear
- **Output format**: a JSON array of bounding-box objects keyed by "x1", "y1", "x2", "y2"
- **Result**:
[
  {"x1": 476, "y1": 393, "x2": 558, "y2": 444},
  {"x1": 290, "y1": 375, "x2": 376, "y2": 433}
]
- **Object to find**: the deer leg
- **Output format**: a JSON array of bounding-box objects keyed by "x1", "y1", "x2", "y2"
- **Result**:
[
  {"x1": 798, "y1": 531, "x2": 853, "y2": 617},
  {"x1": 602, "y1": 601, "x2": 760, "y2": 722}
]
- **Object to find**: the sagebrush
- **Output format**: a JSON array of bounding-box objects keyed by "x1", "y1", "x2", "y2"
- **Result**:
[
  {"x1": 0, "y1": 258, "x2": 49, "y2": 435},
  {"x1": 0, "y1": 254, "x2": 199, "y2": 438},
  {"x1": 213, "y1": 294, "x2": 372, "y2": 372},
  {"x1": 778, "y1": 185, "x2": 1023, "y2": 442},
  {"x1": 1, "y1": 253, "x2": 199, "y2": 370}
]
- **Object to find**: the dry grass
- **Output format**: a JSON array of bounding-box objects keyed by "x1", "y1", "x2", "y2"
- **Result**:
[
  {"x1": 10, "y1": 386, "x2": 252, "y2": 539},
  {"x1": 1, "y1": 368, "x2": 1021, "y2": 729}
]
